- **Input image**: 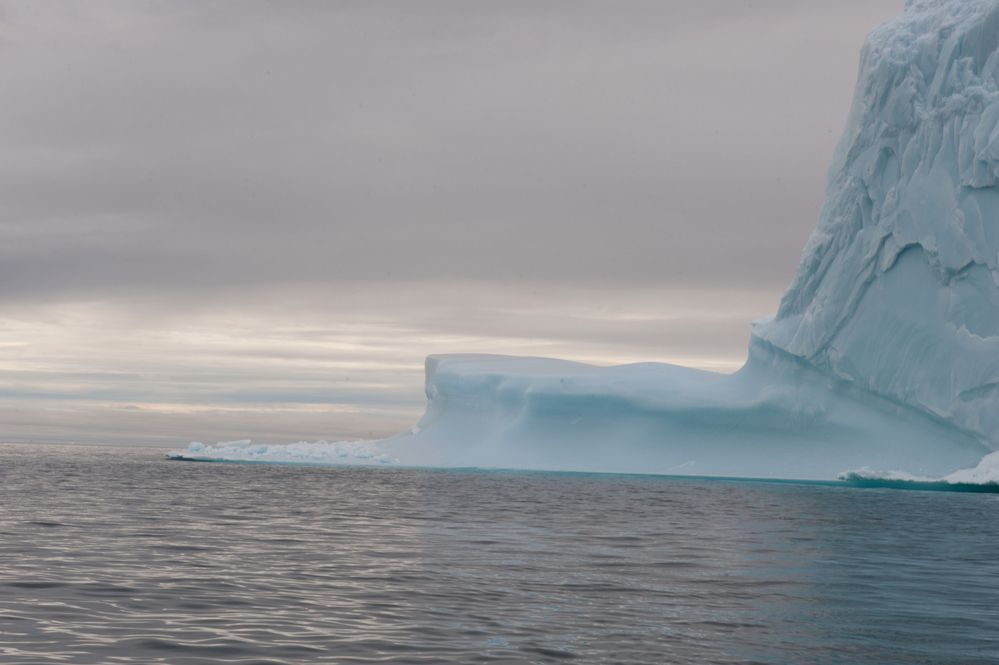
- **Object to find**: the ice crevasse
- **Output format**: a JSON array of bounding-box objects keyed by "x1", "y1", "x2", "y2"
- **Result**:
[{"x1": 380, "y1": 0, "x2": 999, "y2": 482}]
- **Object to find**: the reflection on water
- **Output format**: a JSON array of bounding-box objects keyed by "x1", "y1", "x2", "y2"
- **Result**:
[{"x1": 1, "y1": 443, "x2": 998, "y2": 664}]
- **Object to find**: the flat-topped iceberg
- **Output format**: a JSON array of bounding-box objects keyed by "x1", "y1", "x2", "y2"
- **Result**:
[
  {"x1": 378, "y1": 351, "x2": 986, "y2": 480},
  {"x1": 381, "y1": 0, "x2": 999, "y2": 482}
]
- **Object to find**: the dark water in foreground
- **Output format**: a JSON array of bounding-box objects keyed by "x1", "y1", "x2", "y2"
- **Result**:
[{"x1": 2, "y1": 444, "x2": 998, "y2": 664}]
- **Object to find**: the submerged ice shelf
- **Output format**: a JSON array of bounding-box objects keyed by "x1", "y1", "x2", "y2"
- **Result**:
[{"x1": 171, "y1": 0, "x2": 999, "y2": 483}]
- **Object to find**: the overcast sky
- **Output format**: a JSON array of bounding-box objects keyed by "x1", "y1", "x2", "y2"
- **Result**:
[{"x1": 0, "y1": 0, "x2": 902, "y2": 446}]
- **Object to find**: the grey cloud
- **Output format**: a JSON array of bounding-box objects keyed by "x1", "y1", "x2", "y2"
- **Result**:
[{"x1": 0, "y1": 1, "x2": 901, "y2": 303}]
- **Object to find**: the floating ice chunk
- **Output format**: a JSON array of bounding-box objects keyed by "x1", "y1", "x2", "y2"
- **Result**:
[
  {"x1": 166, "y1": 439, "x2": 396, "y2": 466},
  {"x1": 841, "y1": 450, "x2": 999, "y2": 486}
]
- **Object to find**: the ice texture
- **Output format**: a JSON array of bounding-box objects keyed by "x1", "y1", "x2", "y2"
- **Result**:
[
  {"x1": 167, "y1": 440, "x2": 395, "y2": 465},
  {"x1": 382, "y1": 0, "x2": 999, "y2": 482},
  {"x1": 753, "y1": 0, "x2": 999, "y2": 448},
  {"x1": 380, "y1": 353, "x2": 987, "y2": 480},
  {"x1": 841, "y1": 449, "x2": 999, "y2": 485}
]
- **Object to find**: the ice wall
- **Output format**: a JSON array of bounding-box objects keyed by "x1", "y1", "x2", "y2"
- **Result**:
[
  {"x1": 753, "y1": 0, "x2": 999, "y2": 446},
  {"x1": 381, "y1": 353, "x2": 987, "y2": 479}
]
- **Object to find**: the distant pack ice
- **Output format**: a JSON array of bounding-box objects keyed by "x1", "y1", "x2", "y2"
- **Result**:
[{"x1": 381, "y1": 0, "x2": 999, "y2": 481}]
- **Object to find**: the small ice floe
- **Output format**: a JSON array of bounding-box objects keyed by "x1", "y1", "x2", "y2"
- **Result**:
[
  {"x1": 166, "y1": 439, "x2": 396, "y2": 466},
  {"x1": 839, "y1": 451, "x2": 999, "y2": 491}
]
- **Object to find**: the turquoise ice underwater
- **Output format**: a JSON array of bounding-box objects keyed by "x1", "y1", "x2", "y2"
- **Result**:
[{"x1": 173, "y1": 0, "x2": 999, "y2": 487}]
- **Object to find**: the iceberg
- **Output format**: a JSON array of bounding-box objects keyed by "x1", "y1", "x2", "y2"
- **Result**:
[{"x1": 380, "y1": 0, "x2": 999, "y2": 481}]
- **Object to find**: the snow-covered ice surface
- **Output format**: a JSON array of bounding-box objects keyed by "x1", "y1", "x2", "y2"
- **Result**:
[
  {"x1": 380, "y1": 0, "x2": 999, "y2": 483},
  {"x1": 166, "y1": 440, "x2": 395, "y2": 466}
]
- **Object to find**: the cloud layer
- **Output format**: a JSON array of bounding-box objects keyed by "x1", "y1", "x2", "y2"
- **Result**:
[{"x1": 0, "y1": 1, "x2": 902, "y2": 444}]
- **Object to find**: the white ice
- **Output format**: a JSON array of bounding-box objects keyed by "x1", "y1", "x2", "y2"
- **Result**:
[
  {"x1": 841, "y1": 449, "x2": 999, "y2": 485},
  {"x1": 378, "y1": 352, "x2": 987, "y2": 480},
  {"x1": 753, "y1": 0, "x2": 999, "y2": 449}
]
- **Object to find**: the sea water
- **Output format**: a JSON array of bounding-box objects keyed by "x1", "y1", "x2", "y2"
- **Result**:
[{"x1": 1, "y1": 443, "x2": 997, "y2": 664}]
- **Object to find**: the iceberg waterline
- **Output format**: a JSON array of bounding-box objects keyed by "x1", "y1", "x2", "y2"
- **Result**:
[{"x1": 172, "y1": 0, "x2": 999, "y2": 484}]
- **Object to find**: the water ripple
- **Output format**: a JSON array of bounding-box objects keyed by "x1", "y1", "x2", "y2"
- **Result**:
[{"x1": 1, "y1": 444, "x2": 998, "y2": 664}]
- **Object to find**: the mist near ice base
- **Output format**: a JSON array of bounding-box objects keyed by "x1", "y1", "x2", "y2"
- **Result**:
[{"x1": 176, "y1": 0, "x2": 999, "y2": 485}]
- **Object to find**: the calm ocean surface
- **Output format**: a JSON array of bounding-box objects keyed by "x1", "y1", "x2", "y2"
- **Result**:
[{"x1": 1, "y1": 443, "x2": 998, "y2": 664}]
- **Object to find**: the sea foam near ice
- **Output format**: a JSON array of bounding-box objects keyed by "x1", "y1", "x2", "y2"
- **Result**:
[{"x1": 167, "y1": 440, "x2": 396, "y2": 465}]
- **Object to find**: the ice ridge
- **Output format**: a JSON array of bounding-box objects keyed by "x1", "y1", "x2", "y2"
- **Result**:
[{"x1": 753, "y1": 0, "x2": 999, "y2": 446}]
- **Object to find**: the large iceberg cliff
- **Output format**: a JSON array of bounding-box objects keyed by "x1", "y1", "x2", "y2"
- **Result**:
[
  {"x1": 753, "y1": 0, "x2": 999, "y2": 448},
  {"x1": 380, "y1": 0, "x2": 999, "y2": 481}
]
